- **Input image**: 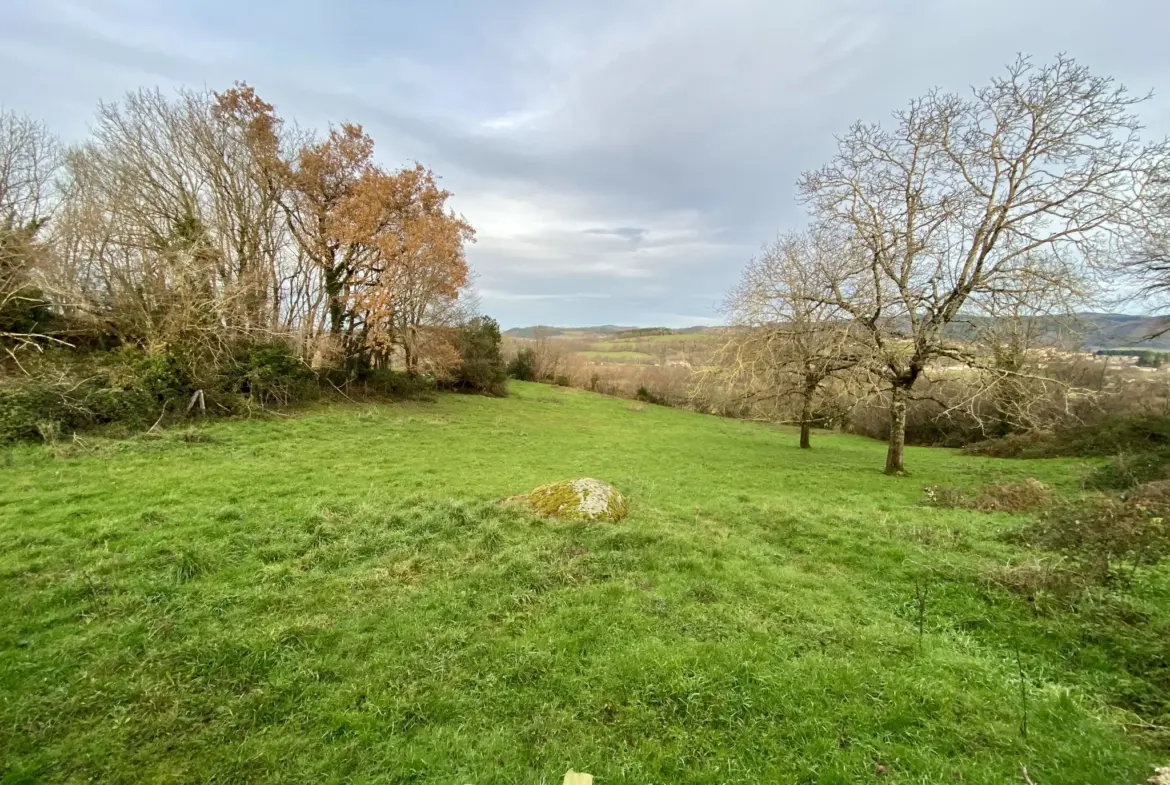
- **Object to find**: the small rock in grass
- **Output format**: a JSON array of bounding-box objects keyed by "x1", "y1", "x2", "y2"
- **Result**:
[{"x1": 510, "y1": 478, "x2": 628, "y2": 522}]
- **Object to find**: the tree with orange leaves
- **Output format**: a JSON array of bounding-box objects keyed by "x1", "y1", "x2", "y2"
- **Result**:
[
  {"x1": 271, "y1": 124, "x2": 475, "y2": 372},
  {"x1": 343, "y1": 164, "x2": 475, "y2": 372}
]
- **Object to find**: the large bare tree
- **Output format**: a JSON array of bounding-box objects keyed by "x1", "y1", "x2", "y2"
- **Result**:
[{"x1": 799, "y1": 55, "x2": 1169, "y2": 474}]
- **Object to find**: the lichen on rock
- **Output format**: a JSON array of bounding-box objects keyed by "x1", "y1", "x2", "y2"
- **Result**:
[{"x1": 514, "y1": 478, "x2": 628, "y2": 522}]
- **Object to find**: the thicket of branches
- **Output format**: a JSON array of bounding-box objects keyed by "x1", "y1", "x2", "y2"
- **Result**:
[{"x1": 1, "y1": 84, "x2": 502, "y2": 440}]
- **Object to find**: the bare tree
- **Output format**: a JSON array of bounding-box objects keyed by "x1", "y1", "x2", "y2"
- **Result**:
[
  {"x1": 529, "y1": 327, "x2": 566, "y2": 381},
  {"x1": 0, "y1": 109, "x2": 61, "y2": 353},
  {"x1": 800, "y1": 55, "x2": 1169, "y2": 474},
  {"x1": 47, "y1": 91, "x2": 234, "y2": 352},
  {"x1": 45, "y1": 88, "x2": 321, "y2": 352},
  {"x1": 703, "y1": 231, "x2": 869, "y2": 448},
  {"x1": 958, "y1": 287, "x2": 1092, "y2": 435},
  {"x1": 1123, "y1": 172, "x2": 1170, "y2": 327}
]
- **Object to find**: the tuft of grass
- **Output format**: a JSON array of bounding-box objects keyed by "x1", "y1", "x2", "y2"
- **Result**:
[
  {"x1": 175, "y1": 427, "x2": 219, "y2": 444},
  {"x1": 0, "y1": 381, "x2": 1166, "y2": 783}
]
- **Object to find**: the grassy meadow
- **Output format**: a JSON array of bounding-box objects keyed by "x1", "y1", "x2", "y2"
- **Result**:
[{"x1": 1, "y1": 382, "x2": 1167, "y2": 783}]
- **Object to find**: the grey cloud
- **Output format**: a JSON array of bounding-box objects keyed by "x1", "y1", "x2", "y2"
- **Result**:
[{"x1": 583, "y1": 227, "x2": 649, "y2": 244}]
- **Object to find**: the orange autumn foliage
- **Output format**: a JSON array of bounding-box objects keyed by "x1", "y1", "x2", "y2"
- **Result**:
[
  {"x1": 341, "y1": 165, "x2": 475, "y2": 369},
  {"x1": 204, "y1": 85, "x2": 476, "y2": 371}
]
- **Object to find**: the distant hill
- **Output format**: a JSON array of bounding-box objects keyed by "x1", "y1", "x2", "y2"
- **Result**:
[
  {"x1": 954, "y1": 313, "x2": 1170, "y2": 350},
  {"x1": 502, "y1": 325, "x2": 639, "y2": 339},
  {"x1": 1073, "y1": 313, "x2": 1170, "y2": 349},
  {"x1": 503, "y1": 325, "x2": 720, "y2": 340},
  {"x1": 504, "y1": 314, "x2": 1170, "y2": 348}
]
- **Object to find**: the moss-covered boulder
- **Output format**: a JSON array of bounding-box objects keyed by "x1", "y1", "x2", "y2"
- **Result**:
[{"x1": 515, "y1": 478, "x2": 628, "y2": 522}]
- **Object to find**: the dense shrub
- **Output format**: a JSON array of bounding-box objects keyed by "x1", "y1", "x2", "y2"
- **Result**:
[
  {"x1": 961, "y1": 430, "x2": 1054, "y2": 458},
  {"x1": 1, "y1": 342, "x2": 308, "y2": 442},
  {"x1": 0, "y1": 376, "x2": 158, "y2": 442},
  {"x1": 848, "y1": 386, "x2": 987, "y2": 447},
  {"x1": 964, "y1": 412, "x2": 1170, "y2": 459},
  {"x1": 1022, "y1": 487, "x2": 1170, "y2": 585},
  {"x1": 225, "y1": 342, "x2": 314, "y2": 405},
  {"x1": 319, "y1": 367, "x2": 436, "y2": 399},
  {"x1": 1085, "y1": 447, "x2": 1170, "y2": 490},
  {"x1": 450, "y1": 317, "x2": 507, "y2": 396},
  {"x1": 506, "y1": 347, "x2": 537, "y2": 381},
  {"x1": 636, "y1": 385, "x2": 670, "y2": 406},
  {"x1": 109, "y1": 346, "x2": 192, "y2": 403}
]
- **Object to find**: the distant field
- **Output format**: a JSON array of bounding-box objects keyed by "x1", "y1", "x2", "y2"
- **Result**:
[
  {"x1": 634, "y1": 332, "x2": 719, "y2": 343},
  {"x1": 579, "y1": 350, "x2": 658, "y2": 363},
  {"x1": 1, "y1": 382, "x2": 1165, "y2": 783},
  {"x1": 589, "y1": 334, "x2": 717, "y2": 352}
]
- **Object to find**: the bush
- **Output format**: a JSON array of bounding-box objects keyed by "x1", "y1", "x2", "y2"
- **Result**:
[
  {"x1": 554, "y1": 375, "x2": 570, "y2": 387},
  {"x1": 636, "y1": 386, "x2": 669, "y2": 406},
  {"x1": 1, "y1": 341, "x2": 318, "y2": 442},
  {"x1": 0, "y1": 284, "x2": 53, "y2": 340},
  {"x1": 965, "y1": 412, "x2": 1170, "y2": 459},
  {"x1": 0, "y1": 376, "x2": 159, "y2": 442},
  {"x1": 320, "y1": 367, "x2": 436, "y2": 400},
  {"x1": 0, "y1": 385, "x2": 64, "y2": 442},
  {"x1": 1022, "y1": 487, "x2": 1170, "y2": 585},
  {"x1": 962, "y1": 431, "x2": 1053, "y2": 458},
  {"x1": 450, "y1": 317, "x2": 507, "y2": 396},
  {"x1": 225, "y1": 342, "x2": 314, "y2": 406},
  {"x1": 1085, "y1": 447, "x2": 1170, "y2": 490},
  {"x1": 507, "y1": 348, "x2": 537, "y2": 381}
]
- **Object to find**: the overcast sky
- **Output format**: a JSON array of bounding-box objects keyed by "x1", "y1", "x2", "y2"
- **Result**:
[{"x1": 3, "y1": 0, "x2": 1169, "y2": 327}]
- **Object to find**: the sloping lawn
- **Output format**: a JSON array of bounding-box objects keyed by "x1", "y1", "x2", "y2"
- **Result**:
[{"x1": 1, "y1": 382, "x2": 1166, "y2": 784}]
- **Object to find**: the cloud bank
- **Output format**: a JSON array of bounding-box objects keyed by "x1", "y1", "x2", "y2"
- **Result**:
[{"x1": 3, "y1": 0, "x2": 1168, "y2": 326}]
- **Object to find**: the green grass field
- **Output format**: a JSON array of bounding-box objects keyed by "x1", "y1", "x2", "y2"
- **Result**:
[{"x1": 2, "y1": 382, "x2": 1167, "y2": 783}]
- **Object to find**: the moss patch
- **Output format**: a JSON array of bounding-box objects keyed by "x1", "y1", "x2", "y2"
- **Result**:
[{"x1": 518, "y1": 478, "x2": 628, "y2": 522}]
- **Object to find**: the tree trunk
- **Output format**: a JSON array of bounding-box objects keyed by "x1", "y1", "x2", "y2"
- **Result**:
[
  {"x1": 885, "y1": 384, "x2": 908, "y2": 475},
  {"x1": 325, "y1": 264, "x2": 344, "y2": 336},
  {"x1": 798, "y1": 388, "x2": 815, "y2": 449}
]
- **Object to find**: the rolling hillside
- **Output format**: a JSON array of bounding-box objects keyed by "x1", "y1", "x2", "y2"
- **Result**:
[{"x1": 505, "y1": 314, "x2": 1170, "y2": 350}]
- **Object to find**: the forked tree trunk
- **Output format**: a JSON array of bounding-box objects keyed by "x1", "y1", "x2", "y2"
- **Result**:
[{"x1": 885, "y1": 384, "x2": 908, "y2": 475}]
